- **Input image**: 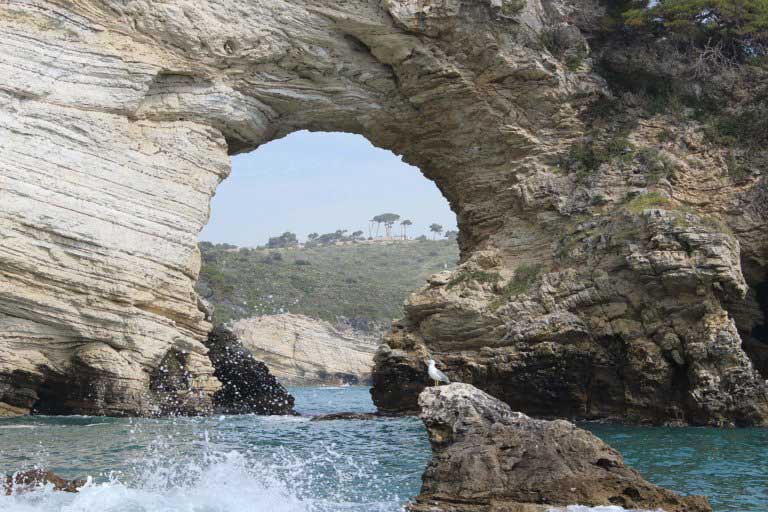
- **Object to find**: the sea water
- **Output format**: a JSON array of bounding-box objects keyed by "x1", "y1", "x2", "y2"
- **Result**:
[{"x1": 0, "y1": 387, "x2": 764, "y2": 512}]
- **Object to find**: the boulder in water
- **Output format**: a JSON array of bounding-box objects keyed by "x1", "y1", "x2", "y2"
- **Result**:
[
  {"x1": 408, "y1": 383, "x2": 712, "y2": 512},
  {"x1": 4, "y1": 469, "x2": 85, "y2": 495},
  {"x1": 205, "y1": 326, "x2": 295, "y2": 415}
]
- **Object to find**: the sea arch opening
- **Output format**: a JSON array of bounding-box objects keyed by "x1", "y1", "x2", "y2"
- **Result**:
[{"x1": 195, "y1": 130, "x2": 460, "y2": 390}]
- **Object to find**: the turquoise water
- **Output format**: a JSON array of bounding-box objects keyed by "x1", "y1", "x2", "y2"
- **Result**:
[
  {"x1": 583, "y1": 424, "x2": 768, "y2": 512},
  {"x1": 0, "y1": 387, "x2": 765, "y2": 511}
]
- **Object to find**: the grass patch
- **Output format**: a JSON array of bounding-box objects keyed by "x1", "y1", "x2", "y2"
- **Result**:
[
  {"x1": 447, "y1": 269, "x2": 502, "y2": 290},
  {"x1": 490, "y1": 264, "x2": 543, "y2": 310},
  {"x1": 561, "y1": 136, "x2": 633, "y2": 179},
  {"x1": 725, "y1": 152, "x2": 752, "y2": 182},
  {"x1": 625, "y1": 192, "x2": 673, "y2": 214},
  {"x1": 501, "y1": 0, "x2": 525, "y2": 16},
  {"x1": 656, "y1": 128, "x2": 675, "y2": 143},
  {"x1": 566, "y1": 54, "x2": 584, "y2": 71},
  {"x1": 636, "y1": 147, "x2": 676, "y2": 183}
]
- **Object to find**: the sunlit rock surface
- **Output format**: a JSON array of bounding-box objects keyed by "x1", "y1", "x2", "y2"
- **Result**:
[
  {"x1": 408, "y1": 383, "x2": 712, "y2": 512},
  {"x1": 0, "y1": 0, "x2": 765, "y2": 422},
  {"x1": 231, "y1": 314, "x2": 378, "y2": 385}
]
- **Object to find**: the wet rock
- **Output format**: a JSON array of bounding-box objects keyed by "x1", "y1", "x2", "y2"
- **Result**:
[
  {"x1": 309, "y1": 412, "x2": 379, "y2": 421},
  {"x1": 204, "y1": 326, "x2": 295, "y2": 415},
  {"x1": 4, "y1": 469, "x2": 85, "y2": 495},
  {"x1": 408, "y1": 383, "x2": 712, "y2": 512}
]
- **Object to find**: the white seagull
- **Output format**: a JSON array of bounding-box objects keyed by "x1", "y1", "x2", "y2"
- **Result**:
[{"x1": 427, "y1": 359, "x2": 450, "y2": 387}]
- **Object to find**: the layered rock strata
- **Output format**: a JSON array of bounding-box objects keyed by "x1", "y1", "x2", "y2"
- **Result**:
[
  {"x1": 231, "y1": 314, "x2": 378, "y2": 385},
  {"x1": 408, "y1": 383, "x2": 712, "y2": 512},
  {"x1": 0, "y1": 0, "x2": 765, "y2": 423}
]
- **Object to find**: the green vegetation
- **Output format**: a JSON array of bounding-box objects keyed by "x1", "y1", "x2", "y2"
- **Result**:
[
  {"x1": 489, "y1": 263, "x2": 543, "y2": 310},
  {"x1": 500, "y1": 0, "x2": 526, "y2": 16},
  {"x1": 701, "y1": 101, "x2": 768, "y2": 148},
  {"x1": 371, "y1": 213, "x2": 401, "y2": 238},
  {"x1": 595, "y1": 1, "x2": 768, "y2": 159},
  {"x1": 266, "y1": 232, "x2": 298, "y2": 248},
  {"x1": 621, "y1": 0, "x2": 768, "y2": 58},
  {"x1": 446, "y1": 269, "x2": 502, "y2": 290},
  {"x1": 400, "y1": 219, "x2": 413, "y2": 239},
  {"x1": 635, "y1": 147, "x2": 677, "y2": 183},
  {"x1": 625, "y1": 192, "x2": 674, "y2": 214},
  {"x1": 429, "y1": 223, "x2": 444, "y2": 240},
  {"x1": 560, "y1": 136, "x2": 633, "y2": 178},
  {"x1": 197, "y1": 240, "x2": 459, "y2": 326}
]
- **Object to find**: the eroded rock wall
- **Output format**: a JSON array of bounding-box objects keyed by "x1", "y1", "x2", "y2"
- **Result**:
[
  {"x1": 0, "y1": 0, "x2": 597, "y2": 416},
  {"x1": 231, "y1": 314, "x2": 378, "y2": 385},
  {"x1": 0, "y1": 0, "x2": 765, "y2": 423}
]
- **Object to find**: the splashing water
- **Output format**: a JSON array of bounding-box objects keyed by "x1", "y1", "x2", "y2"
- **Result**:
[
  {"x1": 2, "y1": 451, "x2": 307, "y2": 512},
  {"x1": 0, "y1": 387, "x2": 766, "y2": 512},
  {"x1": 0, "y1": 430, "x2": 411, "y2": 512},
  {"x1": 0, "y1": 388, "x2": 427, "y2": 512}
]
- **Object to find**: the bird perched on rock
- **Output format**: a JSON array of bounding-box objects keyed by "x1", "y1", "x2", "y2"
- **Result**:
[{"x1": 427, "y1": 359, "x2": 450, "y2": 387}]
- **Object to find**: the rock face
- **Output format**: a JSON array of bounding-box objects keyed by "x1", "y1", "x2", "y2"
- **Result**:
[
  {"x1": 204, "y1": 326, "x2": 295, "y2": 415},
  {"x1": 231, "y1": 314, "x2": 378, "y2": 385},
  {"x1": 0, "y1": 0, "x2": 766, "y2": 422},
  {"x1": 409, "y1": 383, "x2": 712, "y2": 512},
  {"x1": 4, "y1": 469, "x2": 85, "y2": 495}
]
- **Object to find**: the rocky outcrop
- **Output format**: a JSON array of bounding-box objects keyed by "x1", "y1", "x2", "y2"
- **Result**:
[
  {"x1": 409, "y1": 383, "x2": 712, "y2": 512},
  {"x1": 231, "y1": 314, "x2": 378, "y2": 385},
  {"x1": 0, "y1": 0, "x2": 765, "y2": 422},
  {"x1": 4, "y1": 469, "x2": 85, "y2": 495},
  {"x1": 204, "y1": 326, "x2": 294, "y2": 415}
]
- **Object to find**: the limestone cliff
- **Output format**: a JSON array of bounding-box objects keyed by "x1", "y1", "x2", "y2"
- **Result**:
[
  {"x1": 231, "y1": 314, "x2": 378, "y2": 385},
  {"x1": 0, "y1": 0, "x2": 765, "y2": 423}
]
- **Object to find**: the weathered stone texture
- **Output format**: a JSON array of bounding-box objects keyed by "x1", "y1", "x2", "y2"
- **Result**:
[
  {"x1": 0, "y1": 0, "x2": 765, "y2": 423},
  {"x1": 409, "y1": 383, "x2": 712, "y2": 512},
  {"x1": 231, "y1": 314, "x2": 378, "y2": 385}
]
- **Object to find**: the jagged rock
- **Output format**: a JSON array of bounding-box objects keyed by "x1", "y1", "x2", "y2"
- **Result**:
[
  {"x1": 0, "y1": 0, "x2": 765, "y2": 424},
  {"x1": 4, "y1": 469, "x2": 85, "y2": 495},
  {"x1": 205, "y1": 326, "x2": 294, "y2": 415},
  {"x1": 231, "y1": 314, "x2": 378, "y2": 385},
  {"x1": 373, "y1": 204, "x2": 768, "y2": 426},
  {"x1": 408, "y1": 383, "x2": 712, "y2": 512}
]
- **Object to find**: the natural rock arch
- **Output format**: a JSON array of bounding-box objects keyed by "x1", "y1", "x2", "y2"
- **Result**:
[{"x1": 1, "y1": 0, "x2": 767, "y2": 424}]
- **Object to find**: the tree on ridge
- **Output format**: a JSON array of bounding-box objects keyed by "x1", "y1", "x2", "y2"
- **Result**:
[
  {"x1": 373, "y1": 213, "x2": 400, "y2": 238},
  {"x1": 400, "y1": 219, "x2": 413, "y2": 240}
]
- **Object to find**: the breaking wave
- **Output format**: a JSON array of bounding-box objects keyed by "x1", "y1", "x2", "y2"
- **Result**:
[{"x1": 0, "y1": 443, "x2": 402, "y2": 512}]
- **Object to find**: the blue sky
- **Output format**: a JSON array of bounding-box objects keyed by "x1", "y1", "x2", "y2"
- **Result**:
[{"x1": 199, "y1": 131, "x2": 457, "y2": 247}]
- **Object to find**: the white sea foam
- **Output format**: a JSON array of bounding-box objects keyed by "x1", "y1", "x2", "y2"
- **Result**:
[
  {"x1": 0, "y1": 451, "x2": 309, "y2": 512},
  {"x1": 0, "y1": 436, "x2": 405, "y2": 512}
]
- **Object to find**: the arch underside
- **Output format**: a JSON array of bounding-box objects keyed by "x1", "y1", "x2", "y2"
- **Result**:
[{"x1": 0, "y1": 0, "x2": 766, "y2": 425}]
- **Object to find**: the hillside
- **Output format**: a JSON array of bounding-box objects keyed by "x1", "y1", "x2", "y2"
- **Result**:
[{"x1": 196, "y1": 240, "x2": 460, "y2": 327}]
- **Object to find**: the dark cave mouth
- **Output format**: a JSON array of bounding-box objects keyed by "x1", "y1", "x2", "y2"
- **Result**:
[
  {"x1": 751, "y1": 280, "x2": 768, "y2": 343},
  {"x1": 736, "y1": 263, "x2": 768, "y2": 379}
]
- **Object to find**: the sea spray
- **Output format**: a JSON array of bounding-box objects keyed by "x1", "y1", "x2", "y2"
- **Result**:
[
  {"x1": 1, "y1": 388, "x2": 764, "y2": 511},
  {"x1": 2, "y1": 450, "x2": 308, "y2": 512},
  {"x1": 0, "y1": 407, "x2": 420, "y2": 511}
]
